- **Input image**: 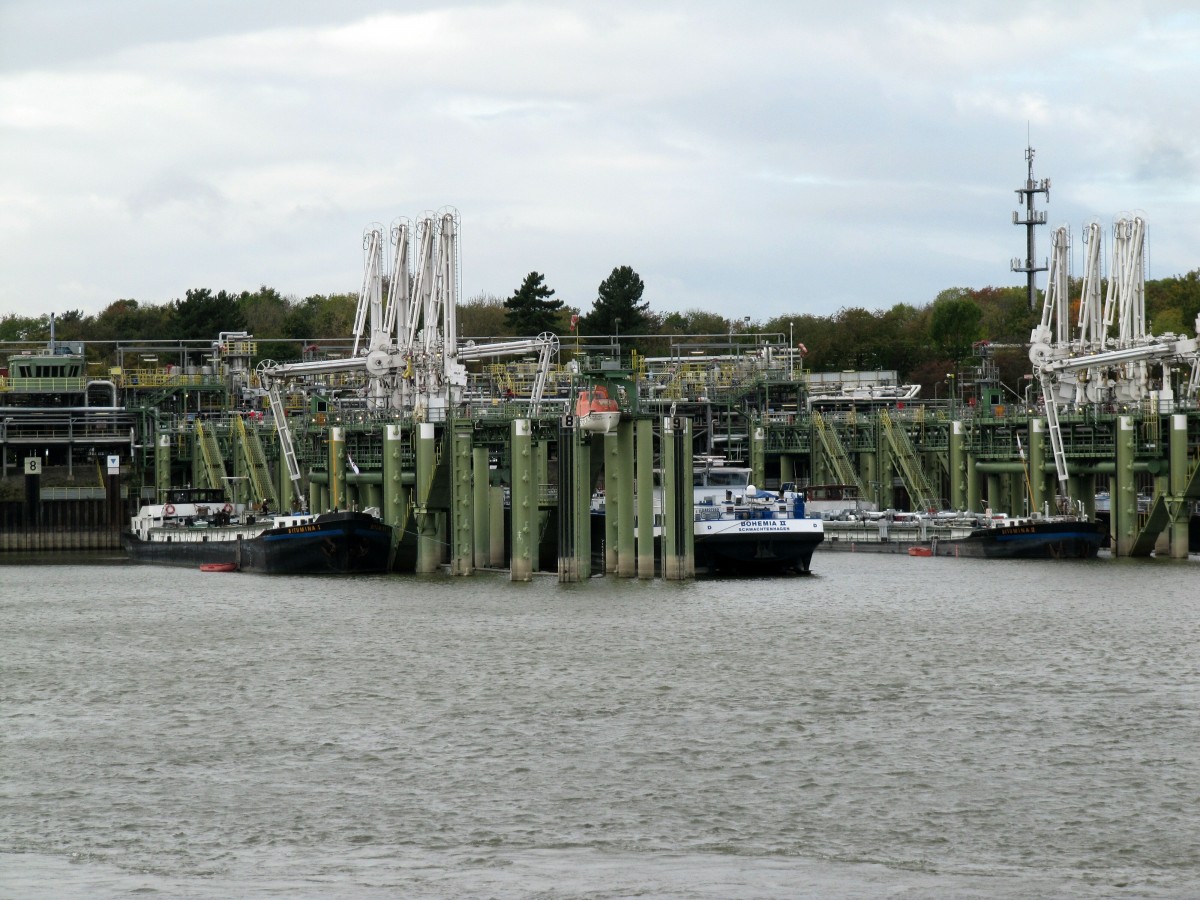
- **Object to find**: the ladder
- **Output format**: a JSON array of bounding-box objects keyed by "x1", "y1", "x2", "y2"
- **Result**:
[
  {"x1": 233, "y1": 415, "x2": 280, "y2": 510},
  {"x1": 878, "y1": 408, "x2": 940, "y2": 511},
  {"x1": 1039, "y1": 374, "x2": 1070, "y2": 494},
  {"x1": 194, "y1": 420, "x2": 228, "y2": 495},
  {"x1": 812, "y1": 410, "x2": 866, "y2": 494},
  {"x1": 267, "y1": 385, "x2": 304, "y2": 509}
]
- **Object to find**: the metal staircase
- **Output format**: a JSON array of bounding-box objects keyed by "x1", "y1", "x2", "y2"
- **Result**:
[
  {"x1": 812, "y1": 410, "x2": 866, "y2": 494},
  {"x1": 1129, "y1": 452, "x2": 1200, "y2": 555},
  {"x1": 194, "y1": 420, "x2": 229, "y2": 495},
  {"x1": 878, "y1": 409, "x2": 940, "y2": 511},
  {"x1": 233, "y1": 415, "x2": 280, "y2": 510}
]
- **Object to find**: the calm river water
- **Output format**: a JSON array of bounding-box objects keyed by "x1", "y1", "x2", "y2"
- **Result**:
[{"x1": 2, "y1": 552, "x2": 1198, "y2": 898}]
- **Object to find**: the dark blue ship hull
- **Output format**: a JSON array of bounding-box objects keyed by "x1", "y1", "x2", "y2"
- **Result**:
[{"x1": 122, "y1": 511, "x2": 393, "y2": 574}]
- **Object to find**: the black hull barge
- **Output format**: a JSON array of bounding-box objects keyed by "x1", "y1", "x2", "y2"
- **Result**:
[
  {"x1": 924, "y1": 518, "x2": 1108, "y2": 559},
  {"x1": 693, "y1": 511, "x2": 825, "y2": 575},
  {"x1": 822, "y1": 514, "x2": 1107, "y2": 559},
  {"x1": 122, "y1": 489, "x2": 393, "y2": 574}
]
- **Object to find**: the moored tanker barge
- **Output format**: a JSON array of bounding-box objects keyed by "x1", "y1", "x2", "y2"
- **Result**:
[
  {"x1": 821, "y1": 512, "x2": 1107, "y2": 559},
  {"x1": 122, "y1": 488, "x2": 393, "y2": 574}
]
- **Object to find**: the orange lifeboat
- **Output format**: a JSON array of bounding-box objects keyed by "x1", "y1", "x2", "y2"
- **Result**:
[
  {"x1": 575, "y1": 386, "x2": 621, "y2": 434},
  {"x1": 907, "y1": 546, "x2": 933, "y2": 557}
]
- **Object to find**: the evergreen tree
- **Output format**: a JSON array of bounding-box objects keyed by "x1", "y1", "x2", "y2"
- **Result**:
[
  {"x1": 173, "y1": 288, "x2": 245, "y2": 340},
  {"x1": 582, "y1": 265, "x2": 649, "y2": 336},
  {"x1": 504, "y1": 271, "x2": 563, "y2": 335}
]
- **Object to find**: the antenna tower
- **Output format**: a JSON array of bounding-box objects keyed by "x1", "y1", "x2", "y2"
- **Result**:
[{"x1": 1011, "y1": 145, "x2": 1050, "y2": 311}]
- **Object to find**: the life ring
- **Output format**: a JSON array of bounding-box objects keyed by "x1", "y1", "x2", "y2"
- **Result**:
[
  {"x1": 164, "y1": 504, "x2": 176, "y2": 515},
  {"x1": 223, "y1": 503, "x2": 233, "y2": 514}
]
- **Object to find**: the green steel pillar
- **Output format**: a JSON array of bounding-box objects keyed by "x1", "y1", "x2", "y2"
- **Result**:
[
  {"x1": 1009, "y1": 471, "x2": 1026, "y2": 517},
  {"x1": 510, "y1": 418, "x2": 535, "y2": 581},
  {"x1": 473, "y1": 446, "x2": 491, "y2": 569},
  {"x1": 489, "y1": 484, "x2": 505, "y2": 567},
  {"x1": 779, "y1": 453, "x2": 795, "y2": 488},
  {"x1": 1029, "y1": 418, "x2": 1046, "y2": 515},
  {"x1": 876, "y1": 417, "x2": 895, "y2": 510},
  {"x1": 309, "y1": 480, "x2": 323, "y2": 515},
  {"x1": 571, "y1": 429, "x2": 593, "y2": 582},
  {"x1": 448, "y1": 422, "x2": 474, "y2": 576},
  {"x1": 1067, "y1": 474, "x2": 1084, "y2": 514},
  {"x1": 535, "y1": 436, "x2": 550, "y2": 556},
  {"x1": 616, "y1": 421, "x2": 636, "y2": 577},
  {"x1": 328, "y1": 426, "x2": 346, "y2": 511},
  {"x1": 415, "y1": 422, "x2": 441, "y2": 574},
  {"x1": 1078, "y1": 474, "x2": 1097, "y2": 520},
  {"x1": 155, "y1": 433, "x2": 172, "y2": 501},
  {"x1": 1169, "y1": 413, "x2": 1189, "y2": 558},
  {"x1": 966, "y1": 451, "x2": 980, "y2": 513},
  {"x1": 190, "y1": 430, "x2": 202, "y2": 491},
  {"x1": 661, "y1": 414, "x2": 680, "y2": 579},
  {"x1": 382, "y1": 423, "x2": 407, "y2": 567},
  {"x1": 277, "y1": 443, "x2": 292, "y2": 512},
  {"x1": 948, "y1": 420, "x2": 966, "y2": 511},
  {"x1": 986, "y1": 473, "x2": 1002, "y2": 514},
  {"x1": 661, "y1": 415, "x2": 694, "y2": 580},
  {"x1": 636, "y1": 417, "x2": 655, "y2": 579},
  {"x1": 860, "y1": 451, "x2": 878, "y2": 510},
  {"x1": 232, "y1": 432, "x2": 248, "y2": 509},
  {"x1": 275, "y1": 452, "x2": 286, "y2": 510},
  {"x1": 684, "y1": 417, "x2": 695, "y2": 577},
  {"x1": 1114, "y1": 414, "x2": 1137, "y2": 556},
  {"x1": 750, "y1": 421, "x2": 766, "y2": 487},
  {"x1": 604, "y1": 432, "x2": 620, "y2": 574},
  {"x1": 556, "y1": 419, "x2": 592, "y2": 583},
  {"x1": 1153, "y1": 468, "x2": 1171, "y2": 555}
]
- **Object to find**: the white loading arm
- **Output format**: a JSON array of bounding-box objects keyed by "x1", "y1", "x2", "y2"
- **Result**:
[
  {"x1": 1040, "y1": 335, "x2": 1198, "y2": 377},
  {"x1": 1034, "y1": 328, "x2": 1200, "y2": 488},
  {"x1": 1038, "y1": 372, "x2": 1071, "y2": 494},
  {"x1": 457, "y1": 333, "x2": 560, "y2": 414},
  {"x1": 351, "y1": 227, "x2": 386, "y2": 357},
  {"x1": 260, "y1": 356, "x2": 369, "y2": 378},
  {"x1": 383, "y1": 219, "x2": 411, "y2": 343},
  {"x1": 528, "y1": 333, "x2": 559, "y2": 416},
  {"x1": 258, "y1": 365, "x2": 305, "y2": 510}
]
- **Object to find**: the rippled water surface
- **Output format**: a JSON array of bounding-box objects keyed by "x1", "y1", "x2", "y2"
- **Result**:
[{"x1": 2, "y1": 553, "x2": 1198, "y2": 898}]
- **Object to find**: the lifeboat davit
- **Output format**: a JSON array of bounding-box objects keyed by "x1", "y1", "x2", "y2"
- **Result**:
[{"x1": 575, "y1": 387, "x2": 621, "y2": 434}]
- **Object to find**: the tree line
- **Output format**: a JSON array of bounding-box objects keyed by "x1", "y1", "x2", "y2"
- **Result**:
[{"x1": 4, "y1": 267, "x2": 1200, "y2": 399}]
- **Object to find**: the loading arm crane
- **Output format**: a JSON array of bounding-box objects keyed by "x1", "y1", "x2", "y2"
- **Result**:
[
  {"x1": 1032, "y1": 326, "x2": 1200, "y2": 489},
  {"x1": 258, "y1": 332, "x2": 560, "y2": 416}
]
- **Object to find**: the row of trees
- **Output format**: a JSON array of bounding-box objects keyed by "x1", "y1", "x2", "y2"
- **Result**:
[{"x1": 5, "y1": 267, "x2": 1200, "y2": 397}]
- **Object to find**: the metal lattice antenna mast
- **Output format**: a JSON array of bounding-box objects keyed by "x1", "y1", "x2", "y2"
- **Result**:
[{"x1": 1011, "y1": 144, "x2": 1050, "y2": 311}]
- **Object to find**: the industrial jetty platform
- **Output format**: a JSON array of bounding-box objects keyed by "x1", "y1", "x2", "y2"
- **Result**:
[{"x1": 4, "y1": 213, "x2": 1200, "y2": 576}]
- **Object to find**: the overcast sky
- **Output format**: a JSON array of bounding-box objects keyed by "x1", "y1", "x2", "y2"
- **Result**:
[{"x1": 2, "y1": 0, "x2": 1198, "y2": 326}]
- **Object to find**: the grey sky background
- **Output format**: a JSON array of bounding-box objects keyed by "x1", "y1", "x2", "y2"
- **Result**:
[{"x1": 2, "y1": 0, "x2": 1197, "y2": 323}]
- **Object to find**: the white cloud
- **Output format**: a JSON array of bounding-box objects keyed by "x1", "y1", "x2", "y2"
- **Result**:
[{"x1": 0, "y1": 0, "x2": 1198, "y2": 322}]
